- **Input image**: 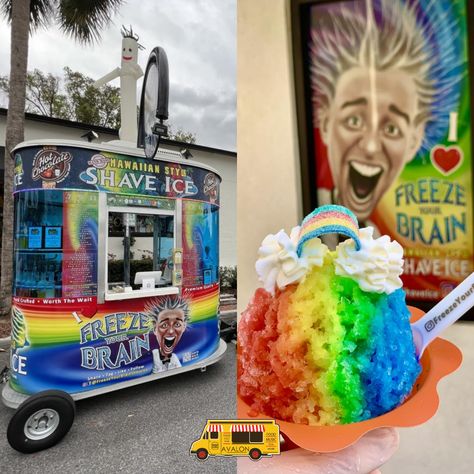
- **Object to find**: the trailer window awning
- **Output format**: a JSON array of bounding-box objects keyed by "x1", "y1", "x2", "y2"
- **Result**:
[
  {"x1": 207, "y1": 424, "x2": 224, "y2": 432},
  {"x1": 231, "y1": 424, "x2": 265, "y2": 432}
]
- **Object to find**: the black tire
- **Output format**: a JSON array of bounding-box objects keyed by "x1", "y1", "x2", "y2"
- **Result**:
[
  {"x1": 7, "y1": 390, "x2": 75, "y2": 454},
  {"x1": 196, "y1": 448, "x2": 209, "y2": 460},
  {"x1": 249, "y1": 448, "x2": 262, "y2": 461}
]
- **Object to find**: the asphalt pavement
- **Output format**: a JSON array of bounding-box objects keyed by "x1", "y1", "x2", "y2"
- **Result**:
[{"x1": 0, "y1": 342, "x2": 236, "y2": 474}]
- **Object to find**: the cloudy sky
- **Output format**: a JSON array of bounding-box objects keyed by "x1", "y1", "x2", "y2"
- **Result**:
[{"x1": 0, "y1": 0, "x2": 236, "y2": 151}]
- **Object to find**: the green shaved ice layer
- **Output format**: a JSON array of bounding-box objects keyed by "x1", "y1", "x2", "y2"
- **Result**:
[{"x1": 328, "y1": 276, "x2": 383, "y2": 423}]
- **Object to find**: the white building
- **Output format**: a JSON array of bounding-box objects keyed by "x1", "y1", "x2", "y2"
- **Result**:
[{"x1": 0, "y1": 108, "x2": 236, "y2": 267}]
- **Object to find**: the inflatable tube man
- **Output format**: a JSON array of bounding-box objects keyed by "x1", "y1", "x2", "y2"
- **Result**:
[{"x1": 94, "y1": 26, "x2": 144, "y2": 142}]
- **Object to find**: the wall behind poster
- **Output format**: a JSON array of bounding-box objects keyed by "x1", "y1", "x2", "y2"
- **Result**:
[{"x1": 300, "y1": 0, "x2": 473, "y2": 303}]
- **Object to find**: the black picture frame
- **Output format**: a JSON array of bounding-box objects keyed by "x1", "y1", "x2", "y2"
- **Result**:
[{"x1": 291, "y1": 0, "x2": 321, "y2": 217}]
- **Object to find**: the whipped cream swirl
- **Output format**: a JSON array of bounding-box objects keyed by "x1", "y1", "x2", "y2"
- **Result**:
[
  {"x1": 334, "y1": 227, "x2": 403, "y2": 294},
  {"x1": 255, "y1": 226, "x2": 327, "y2": 295}
]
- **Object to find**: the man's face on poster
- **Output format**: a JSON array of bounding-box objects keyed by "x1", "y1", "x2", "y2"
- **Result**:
[
  {"x1": 154, "y1": 308, "x2": 186, "y2": 357},
  {"x1": 320, "y1": 67, "x2": 425, "y2": 221}
]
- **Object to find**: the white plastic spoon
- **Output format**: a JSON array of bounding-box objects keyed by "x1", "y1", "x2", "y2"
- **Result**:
[{"x1": 411, "y1": 272, "x2": 474, "y2": 359}]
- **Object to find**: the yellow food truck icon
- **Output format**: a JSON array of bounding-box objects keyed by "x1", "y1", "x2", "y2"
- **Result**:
[{"x1": 190, "y1": 419, "x2": 280, "y2": 460}]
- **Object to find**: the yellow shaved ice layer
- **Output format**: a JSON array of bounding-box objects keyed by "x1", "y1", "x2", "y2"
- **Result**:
[{"x1": 289, "y1": 253, "x2": 344, "y2": 424}]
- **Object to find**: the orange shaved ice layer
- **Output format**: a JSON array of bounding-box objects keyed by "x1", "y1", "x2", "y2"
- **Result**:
[{"x1": 238, "y1": 257, "x2": 345, "y2": 425}]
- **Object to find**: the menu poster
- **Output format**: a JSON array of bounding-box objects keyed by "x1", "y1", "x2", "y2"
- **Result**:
[
  {"x1": 62, "y1": 192, "x2": 98, "y2": 297},
  {"x1": 182, "y1": 201, "x2": 219, "y2": 288},
  {"x1": 45, "y1": 226, "x2": 62, "y2": 249},
  {"x1": 28, "y1": 227, "x2": 43, "y2": 249}
]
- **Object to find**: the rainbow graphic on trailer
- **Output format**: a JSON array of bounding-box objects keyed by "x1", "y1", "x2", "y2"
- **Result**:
[{"x1": 10, "y1": 283, "x2": 219, "y2": 395}]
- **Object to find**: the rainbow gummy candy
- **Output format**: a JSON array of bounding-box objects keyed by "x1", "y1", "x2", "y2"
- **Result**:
[
  {"x1": 297, "y1": 205, "x2": 361, "y2": 255},
  {"x1": 238, "y1": 253, "x2": 421, "y2": 425}
]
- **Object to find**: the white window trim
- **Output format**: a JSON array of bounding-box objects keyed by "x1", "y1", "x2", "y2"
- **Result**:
[{"x1": 105, "y1": 206, "x2": 177, "y2": 300}]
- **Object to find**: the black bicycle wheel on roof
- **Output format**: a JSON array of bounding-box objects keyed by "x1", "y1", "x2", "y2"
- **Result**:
[{"x1": 137, "y1": 46, "x2": 170, "y2": 159}]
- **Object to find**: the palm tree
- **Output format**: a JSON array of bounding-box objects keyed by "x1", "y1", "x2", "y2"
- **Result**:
[{"x1": 0, "y1": 0, "x2": 124, "y2": 316}]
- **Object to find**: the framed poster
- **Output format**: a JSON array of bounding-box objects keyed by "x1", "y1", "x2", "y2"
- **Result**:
[{"x1": 291, "y1": 0, "x2": 474, "y2": 311}]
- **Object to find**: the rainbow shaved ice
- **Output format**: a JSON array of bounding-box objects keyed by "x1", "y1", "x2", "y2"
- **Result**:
[{"x1": 238, "y1": 206, "x2": 421, "y2": 425}]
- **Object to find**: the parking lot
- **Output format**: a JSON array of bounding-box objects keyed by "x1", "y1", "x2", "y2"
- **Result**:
[{"x1": 0, "y1": 342, "x2": 236, "y2": 474}]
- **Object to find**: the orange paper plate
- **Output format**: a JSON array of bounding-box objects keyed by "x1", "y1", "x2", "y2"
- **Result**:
[{"x1": 237, "y1": 307, "x2": 463, "y2": 453}]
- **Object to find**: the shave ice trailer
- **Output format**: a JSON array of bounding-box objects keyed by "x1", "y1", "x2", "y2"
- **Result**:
[{"x1": 2, "y1": 138, "x2": 226, "y2": 452}]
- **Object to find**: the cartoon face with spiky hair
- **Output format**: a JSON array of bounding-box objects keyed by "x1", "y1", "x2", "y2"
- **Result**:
[
  {"x1": 145, "y1": 296, "x2": 189, "y2": 372},
  {"x1": 311, "y1": 0, "x2": 462, "y2": 221}
]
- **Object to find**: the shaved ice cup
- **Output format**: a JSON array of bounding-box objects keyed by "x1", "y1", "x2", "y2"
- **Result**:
[{"x1": 237, "y1": 306, "x2": 462, "y2": 453}]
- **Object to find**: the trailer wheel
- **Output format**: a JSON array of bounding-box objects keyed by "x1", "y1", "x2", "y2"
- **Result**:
[
  {"x1": 7, "y1": 390, "x2": 75, "y2": 454},
  {"x1": 196, "y1": 448, "x2": 208, "y2": 460},
  {"x1": 249, "y1": 448, "x2": 262, "y2": 460}
]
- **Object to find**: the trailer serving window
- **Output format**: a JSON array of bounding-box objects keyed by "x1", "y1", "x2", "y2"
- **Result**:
[{"x1": 105, "y1": 205, "x2": 178, "y2": 300}]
